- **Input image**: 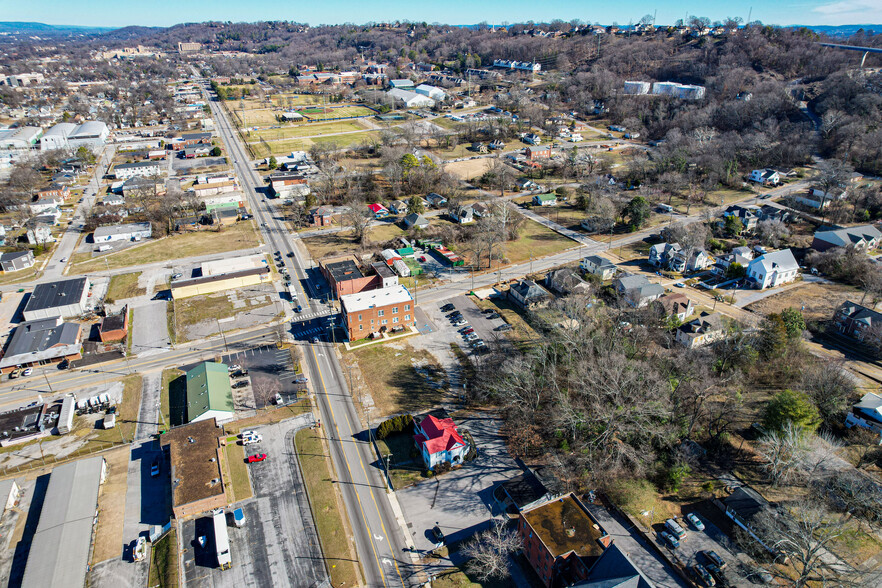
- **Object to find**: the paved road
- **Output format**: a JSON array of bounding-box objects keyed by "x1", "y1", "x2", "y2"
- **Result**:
[
  {"x1": 205, "y1": 78, "x2": 415, "y2": 587},
  {"x1": 131, "y1": 300, "x2": 171, "y2": 356}
]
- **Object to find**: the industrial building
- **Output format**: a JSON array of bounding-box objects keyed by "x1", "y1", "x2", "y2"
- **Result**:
[
  {"x1": 0, "y1": 126, "x2": 43, "y2": 150},
  {"x1": 170, "y1": 254, "x2": 270, "y2": 299},
  {"x1": 0, "y1": 317, "x2": 82, "y2": 372},
  {"x1": 185, "y1": 362, "x2": 235, "y2": 423},
  {"x1": 22, "y1": 277, "x2": 90, "y2": 321},
  {"x1": 39, "y1": 121, "x2": 109, "y2": 151},
  {"x1": 161, "y1": 418, "x2": 227, "y2": 518},
  {"x1": 20, "y1": 456, "x2": 107, "y2": 588},
  {"x1": 93, "y1": 222, "x2": 152, "y2": 243}
]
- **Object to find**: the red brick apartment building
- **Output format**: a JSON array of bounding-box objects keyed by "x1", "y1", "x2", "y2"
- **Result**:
[
  {"x1": 340, "y1": 284, "x2": 415, "y2": 341},
  {"x1": 519, "y1": 493, "x2": 612, "y2": 587}
]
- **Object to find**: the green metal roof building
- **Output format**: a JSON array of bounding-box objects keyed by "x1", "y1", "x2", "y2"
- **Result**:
[{"x1": 186, "y1": 362, "x2": 235, "y2": 423}]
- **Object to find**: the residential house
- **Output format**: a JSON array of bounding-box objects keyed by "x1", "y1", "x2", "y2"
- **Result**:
[
  {"x1": 532, "y1": 193, "x2": 557, "y2": 207},
  {"x1": 833, "y1": 301, "x2": 882, "y2": 343},
  {"x1": 368, "y1": 203, "x2": 390, "y2": 219},
  {"x1": 339, "y1": 284, "x2": 415, "y2": 340},
  {"x1": 749, "y1": 169, "x2": 781, "y2": 185},
  {"x1": 309, "y1": 205, "x2": 343, "y2": 227},
  {"x1": 746, "y1": 249, "x2": 799, "y2": 289},
  {"x1": 812, "y1": 224, "x2": 882, "y2": 252},
  {"x1": 449, "y1": 204, "x2": 474, "y2": 224},
  {"x1": 471, "y1": 202, "x2": 490, "y2": 218},
  {"x1": 671, "y1": 248, "x2": 714, "y2": 272},
  {"x1": 519, "y1": 493, "x2": 612, "y2": 588},
  {"x1": 470, "y1": 142, "x2": 488, "y2": 154},
  {"x1": 614, "y1": 274, "x2": 664, "y2": 308},
  {"x1": 26, "y1": 225, "x2": 54, "y2": 245},
  {"x1": 425, "y1": 193, "x2": 447, "y2": 208},
  {"x1": 581, "y1": 255, "x2": 617, "y2": 280},
  {"x1": 508, "y1": 279, "x2": 551, "y2": 309},
  {"x1": 845, "y1": 392, "x2": 882, "y2": 442},
  {"x1": 36, "y1": 185, "x2": 70, "y2": 201},
  {"x1": 797, "y1": 186, "x2": 847, "y2": 209},
  {"x1": 523, "y1": 133, "x2": 541, "y2": 145},
  {"x1": 0, "y1": 250, "x2": 35, "y2": 272},
  {"x1": 412, "y1": 409, "x2": 468, "y2": 470},
  {"x1": 403, "y1": 213, "x2": 429, "y2": 229},
  {"x1": 388, "y1": 200, "x2": 408, "y2": 215},
  {"x1": 656, "y1": 293, "x2": 695, "y2": 323},
  {"x1": 182, "y1": 143, "x2": 211, "y2": 158},
  {"x1": 579, "y1": 543, "x2": 656, "y2": 588},
  {"x1": 721, "y1": 204, "x2": 761, "y2": 232},
  {"x1": 719, "y1": 486, "x2": 773, "y2": 552},
  {"x1": 121, "y1": 176, "x2": 166, "y2": 198},
  {"x1": 29, "y1": 197, "x2": 62, "y2": 215},
  {"x1": 488, "y1": 139, "x2": 505, "y2": 150},
  {"x1": 648, "y1": 242, "x2": 681, "y2": 268},
  {"x1": 676, "y1": 312, "x2": 727, "y2": 348},
  {"x1": 545, "y1": 268, "x2": 592, "y2": 295},
  {"x1": 526, "y1": 146, "x2": 551, "y2": 160},
  {"x1": 517, "y1": 178, "x2": 542, "y2": 191},
  {"x1": 713, "y1": 246, "x2": 754, "y2": 275}
]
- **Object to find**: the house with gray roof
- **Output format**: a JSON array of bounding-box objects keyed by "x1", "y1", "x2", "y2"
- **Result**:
[
  {"x1": 509, "y1": 279, "x2": 551, "y2": 309},
  {"x1": 833, "y1": 301, "x2": 882, "y2": 342},
  {"x1": 845, "y1": 391, "x2": 882, "y2": 441},
  {"x1": 614, "y1": 274, "x2": 664, "y2": 308},
  {"x1": 675, "y1": 312, "x2": 727, "y2": 349},
  {"x1": 812, "y1": 224, "x2": 882, "y2": 252},
  {"x1": 0, "y1": 316, "x2": 82, "y2": 372},
  {"x1": 403, "y1": 213, "x2": 429, "y2": 229},
  {"x1": 746, "y1": 249, "x2": 799, "y2": 289},
  {"x1": 545, "y1": 268, "x2": 592, "y2": 296},
  {"x1": 0, "y1": 250, "x2": 34, "y2": 272},
  {"x1": 580, "y1": 255, "x2": 617, "y2": 280}
]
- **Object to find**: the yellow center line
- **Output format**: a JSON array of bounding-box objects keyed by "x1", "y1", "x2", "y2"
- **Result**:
[{"x1": 310, "y1": 344, "x2": 388, "y2": 588}]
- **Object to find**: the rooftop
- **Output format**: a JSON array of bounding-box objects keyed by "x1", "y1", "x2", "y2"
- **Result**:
[
  {"x1": 340, "y1": 284, "x2": 413, "y2": 314},
  {"x1": 1, "y1": 318, "x2": 81, "y2": 369},
  {"x1": 522, "y1": 494, "x2": 606, "y2": 560},
  {"x1": 185, "y1": 361, "x2": 234, "y2": 422},
  {"x1": 324, "y1": 258, "x2": 365, "y2": 282},
  {"x1": 171, "y1": 266, "x2": 269, "y2": 291},
  {"x1": 23, "y1": 278, "x2": 88, "y2": 313},
  {"x1": 161, "y1": 418, "x2": 225, "y2": 509},
  {"x1": 93, "y1": 222, "x2": 151, "y2": 239}
]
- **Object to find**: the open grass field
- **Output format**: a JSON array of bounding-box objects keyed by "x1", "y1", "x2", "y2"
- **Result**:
[
  {"x1": 295, "y1": 427, "x2": 360, "y2": 588},
  {"x1": 374, "y1": 432, "x2": 428, "y2": 489},
  {"x1": 70, "y1": 223, "x2": 261, "y2": 273},
  {"x1": 246, "y1": 119, "x2": 368, "y2": 141},
  {"x1": 347, "y1": 341, "x2": 447, "y2": 417},
  {"x1": 233, "y1": 108, "x2": 283, "y2": 127},
  {"x1": 501, "y1": 217, "x2": 578, "y2": 265},
  {"x1": 302, "y1": 105, "x2": 375, "y2": 120},
  {"x1": 270, "y1": 93, "x2": 325, "y2": 107},
  {"x1": 91, "y1": 446, "x2": 130, "y2": 563},
  {"x1": 526, "y1": 204, "x2": 587, "y2": 231},
  {"x1": 105, "y1": 272, "x2": 146, "y2": 301},
  {"x1": 301, "y1": 222, "x2": 406, "y2": 259},
  {"x1": 746, "y1": 281, "x2": 863, "y2": 323},
  {"x1": 444, "y1": 157, "x2": 493, "y2": 180},
  {"x1": 248, "y1": 131, "x2": 381, "y2": 158}
]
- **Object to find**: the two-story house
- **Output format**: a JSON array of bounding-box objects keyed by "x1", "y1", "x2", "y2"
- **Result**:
[
  {"x1": 412, "y1": 409, "x2": 468, "y2": 470},
  {"x1": 580, "y1": 255, "x2": 617, "y2": 281},
  {"x1": 676, "y1": 312, "x2": 727, "y2": 348},
  {"x1": 746, "y1": 249, "x2": 799, "y2": 289}
]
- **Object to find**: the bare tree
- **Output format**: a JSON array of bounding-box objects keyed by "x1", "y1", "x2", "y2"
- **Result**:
[
  {"x1": 756, "y1": 219, "x2": 790, "y2": 248},
  {"x1": 461, "y1": 519, "x2": 522, "y2": 581},
  {"x1": 800, "y1": 359, "x2": 855, "y2": 426},
  {"x1": 756, "y1": 422, "x2": 810, "y2": 486},
  {"x1": 344, "y1": 200, "x2": 372, "y2": 245}
]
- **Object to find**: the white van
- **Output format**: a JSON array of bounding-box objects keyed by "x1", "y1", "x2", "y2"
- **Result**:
[{"x1": 665, "y1": 518, "x2": 687, "y2": 539}]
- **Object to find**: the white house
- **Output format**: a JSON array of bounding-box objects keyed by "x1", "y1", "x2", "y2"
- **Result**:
[
  {"x1": 581, "y1": 255, "x2": 617, "y2": 280},
  {"x1": 26, "y1": 225, "x2": 54, "y2": 245},
  {"x1": 413, "y1": 410, "x2": 469, "y2": 470},
  {"x1": 387, "y1": 88, "x2": 435, "y2": 108},
  {"x1": 749, "y1": 169, "x2": 781, "y2": 185},
  {"x1": 93, "y1": 222, "x2": 152, "y2": 243},
  {"x1": 29, "y1": 197, "x2": 62, "y2": 215},
  {"x1": 113, "y1": 161, "x2": 163, "y2": 180},
  {"x1": 746, "y1": 249, "x2": 799, "y2": 289},
  {"x1": 845, "y1": 392, "x2": 882, "y2": 443}
]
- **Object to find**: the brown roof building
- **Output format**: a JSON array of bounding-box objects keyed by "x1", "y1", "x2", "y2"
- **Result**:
[
  {"x1": 161, "y1": 418, "x2": 227, "y2": 519},
  {"x1": 98, "y1": 305, "x2": 128, "y2": 342},
  {"x1": 519, "y1": 493, "x2": 611, "y2": 587}
]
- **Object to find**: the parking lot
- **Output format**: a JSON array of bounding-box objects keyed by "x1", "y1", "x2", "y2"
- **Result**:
[
  {"x1": 395, "y1": 410, "x2": 520, "y2": 554},
  {"x1": 181, "y1": 415, "x2": 326, "y2": 588},
  {"x1": 219, "y1": 344, "x2": 306, "y2": 409},
  {"x1": 426, "y1": 294, "x2": 511, "y2": 358}
]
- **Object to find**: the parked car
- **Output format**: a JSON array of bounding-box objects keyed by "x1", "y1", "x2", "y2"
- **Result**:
[
  {"x1": 665, "y1": 518, "x2": 687, "y2": 539},
  {"x1": 295, "y1": 305, "x2": 302, "y2": 313},
  {"x1": 686, "y1": 512, "x2": 705, "y2": 531},
  {"x1": 274, "y1": 393, "x2": 284, "y2": 405},
  {"x1": 674, "y1": 282, "x2": 686, "y2": 288},
  {"x1": 242, "y1": 433, "x2": 262, "y2": 445},
  {"x1": 701, "y1": 550, "x2": 725, "y2": 569},
  {"x1": 486, "y1": 312, "x2": 500, "y2": 319},
  {"x1": 466, "y1": 333, "x2": 479, "y2": 341},
  {"x1": 22, "y1": 368, "x2": 32, "y2": 377},
  {"x1": 693, "y1": 564, "x2": 716, "y2": 587},
  {"x1": 705, "y1": 564, "x2": 730, "y2": 588},
  {"x1": 150, "y1": 458, "x2": 160, "y2": 477},
  {"x1": 441, "y1": 303, "x2": 455, "y2": 312},
  {"x1": 481, "y1": 308, "x2": 495, "y2": 314},
  {"x1": 453, "y1": 320, "x2": 467, "y2": 327},
  {"x1": 461, "y1": 327, "x2": 474, "y2": 334},
  {"x1": 293, "y1": 376, "x2": 308, "y2": 384},
  {"x1": 431, "y1": 526, "x2": 445, "y2": 543},
  {"x1": 228, "y1": 364, "x2": 241, "y2": 372},
  {"x1": 495, "y1": 323, "x2": 513, "y2": 332},
  {"x1": 232, "y1": 369, "x2": 249, "y2": 378},
  {"x1": 171, "y1": 273, "x2": 182, "y2": 280},
  {"x1": 232, "y1": 381, "x2": 249, "y2": 389},
  {"x1": 659, "y1": 530, "x2": 680, "y2": 549},
  {"x1": 247, "y1": 453, "x2": 267, "y2": 463},
  {"x1": 239, "y1": 430, "x2": 257, "y2": 438}
]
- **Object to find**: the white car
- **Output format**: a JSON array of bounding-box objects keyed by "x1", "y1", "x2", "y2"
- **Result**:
[
  {"x1": 239, "y1": 430, "x2": 257, "y2": 438},
  {"x1": 242, "y1": 434, "x2": 263, "y2": 445},
  {"x1": 22, "y1": 368, "x2": 33, "y2": 376}
]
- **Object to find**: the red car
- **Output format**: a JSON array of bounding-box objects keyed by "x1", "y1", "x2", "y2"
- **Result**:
[{"x1": 246, "y1": 453, "x2": 267, "y2": 463}]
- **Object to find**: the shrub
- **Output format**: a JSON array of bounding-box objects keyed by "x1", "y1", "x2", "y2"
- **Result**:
[{"x1": 376, "y1": 414, "x2": 413, "y2": 439}]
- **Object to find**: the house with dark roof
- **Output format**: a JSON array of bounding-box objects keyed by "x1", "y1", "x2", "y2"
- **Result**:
[
  {"x1": 845, "y1": 392, "x2": 882, "y2": 440},
  {"x1": 648, "y1": 242, "x2": 681, "y2": 267},
  {"x1": 0, "y1": 317, "x2": 82, "y2": 372},
  {"x1": 812, "y1": 224, "x2": 882, "y2": 252},
  {"x1": 580, "y1": 255, "x2": 616, "y2": 280},
  {"x1": 0, "y1": 250, "x2": 34, "y2": 272},
  {"x1": 614, "y1": 274, "x2": 664, "y2": 308},
  {"x1": 655, "y1": 293, "x2": 694, "y2": 322},
  {"x1": 495, "y1": 470, "x2": 560, "y2": 514},
  {"x1": 577, "y1": 543, "x2": 656, "y2": 588},
  {"x1": 412, "y1": 410, "x2": 468, "y2": 470},
  {"x1": 320, "y1": 255, "x2": 376, "y2": 298},
  {"x1": 720, "y1": 204, "x2": 761, "y2": 231},
  {"x1": 509, "y1": 279, "x2": 551, "y2": 309},
  {"x1": 676, "y1": 312, "x2": 727, "y2": 348},
  {"x1": 403, "y1": 213, "x2": 429, "y2": 229},
  {"x1": 833, "y1": 301, "x2": 882, "y2": 343},
  {"x1": 545, "y1": 268, "x2": 592, "y2": 296}
]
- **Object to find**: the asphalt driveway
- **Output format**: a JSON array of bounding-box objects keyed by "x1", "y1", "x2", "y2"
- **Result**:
[
  {"x1": 131, "y1": 301, "x2": 171, "y2": 357},
  {"x1": 395, "y1": 410, "x2": 520, "y2": 553}
]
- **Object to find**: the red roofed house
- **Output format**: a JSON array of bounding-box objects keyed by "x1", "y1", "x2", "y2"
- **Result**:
[
  {"x1": 413, "y1": 409, "x2": 469, "y2": 470},
  {"x1": 368, "y1": 203, "x2": 390, "y2": 219}
]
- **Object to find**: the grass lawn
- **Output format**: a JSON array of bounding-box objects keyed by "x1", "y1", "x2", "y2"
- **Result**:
[
  {"x1": 304, "y1": 105, "x2": 375, "y2": 120},
  {"x1": 249, "y1": 131, "x2": 381, "y2": 157},
  {"x1": 501, "y1": 218, "x2": 577, "y2": 265},
  {"x1": 223, "y1": 442, "x2": 253, "y2": 502},
  {"x1": 295, "y1": 427, "x2": 360, "y2": 588},
  {"x1": 148, "y1": 528, "x2": 179, "y2": 588},
  {"x1": 0, "y1": 266, "x2": 40, "y2": 285},
  {"x1": 375, "y1": 432, "x2": 428, "y2": 489},
  {"x1": 472, "y1": 296, "x2": 542, "y2": 354},
  {"x1": 301, "y1": 231, "x2": 362, "y2": 260},
  {"x1": 348, "y1": 341, "x2": 447, "y2": 417},
  {"x1": 247, "y1": 119, "x2": 366, "y2": 142},
  {"x1": 223, "y1": 401, "x2": 312, "y2": 436},
  {"x1": 528, "y1": 204, "x2": 587, "y2": 231},
  {"x1": 369, "y1": 222, "x2": 407, "y2": 244},
  {"x1": 160, "y1": 368, "x2": 186, "y2": 430},
  {"x1": 270, "y1": 93, "x2": 324, "y2": 107},
  {"x1": 105, "y1": 272, "x2": 146, "y2": 302},
  {"x1": 70, "y1": 223, "x2": 261, "y2": 273}
]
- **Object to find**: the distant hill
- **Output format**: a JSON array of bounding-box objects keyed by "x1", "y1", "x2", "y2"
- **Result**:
[
  {"x1": 796, "y1": 24, "x2": 881, "y2": 37},
  {"x1": 97, "y1": 26, "x2": 166, "y2": 41},
  {"x1": 0, "y1": 21, "x2": 118, "y2": 36}
]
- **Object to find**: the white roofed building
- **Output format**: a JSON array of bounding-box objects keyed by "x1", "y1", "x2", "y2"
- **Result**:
[{"x1": 340, "y1": 284, "x2": 415, "y2": 341}]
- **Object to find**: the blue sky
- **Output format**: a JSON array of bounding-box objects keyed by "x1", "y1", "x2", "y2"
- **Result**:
[{"x1": 3, "y1": 0, "x2": 881, "y2": 28}]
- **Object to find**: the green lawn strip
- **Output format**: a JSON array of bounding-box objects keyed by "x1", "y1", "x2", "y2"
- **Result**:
[
  {"x1": 223, "y1": 442, "x2": 253, "y2": 502},
  {"x1": 375, "y1": 432, "x2": 428, "y2": 490},
  {"x1": 160, "y1": 368, "x2": 185, "y2": 430},
  {"x1": 147, "y1": 528, "x2": 179, "y2": 588},
  {"x1": 294, "y1": 427, "x2": 360, "y2": 587},
  {"x1": 105, "y1": 272, "x2": 145, "y2": 302}
]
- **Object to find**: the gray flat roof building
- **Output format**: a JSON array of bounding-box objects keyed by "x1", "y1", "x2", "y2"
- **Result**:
[
  {"x1": 22, "y1": 277, "x2": 89, "y2": 321},
  {"x1": 21, "y1": 456, "x2": 107, "y2": 588}
]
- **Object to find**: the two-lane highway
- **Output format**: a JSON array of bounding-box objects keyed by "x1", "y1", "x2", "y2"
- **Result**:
[{"x1": 203, "y1": 79, "x2": 414, "y2": 587}]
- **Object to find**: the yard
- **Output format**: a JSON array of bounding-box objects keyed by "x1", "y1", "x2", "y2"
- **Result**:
[
  {"x1": 500, "y1": 217, "x2": 577, "y2": 265},
  {"x1": 471, "y1": 295, "x2": 542, "y2": 353},
  {"x1": 147, "y1": 528, "x2": 179, "y2": 588},
  {"x1": 346, "y1": 341, "x2": 448, "y2": 417},
  {"x1": 70, "y1": 223, "x2": 261, "y2": 273},
  {"x1": 301, "y1": 221, "x2": 409, "y2": 260},
  {"x1": 745, "y1": 281, "x2": 863, "y2": 323},
  {"x1": 160, "y1": 368, "x2": 186, "y2": 429},
  {"x1": 294, "y1": 427, "x2": 360, "y2": 588},
  {"x1": 444, "y1": 158, "x2": 493, "y2": 180},
  {"x1": 528, "y1": 204, "x2": 588, "y2": 231},
  {"x1": 222, "y1": 441, "x2": 253, "y2": 502},
  {"x1": 301, "y1": 105, "x2": 375, "y2": 121},
  {"x1": 246, "y1": 119, "x2": 367, "y2": 142},
  {"x1": 248, "y1": 131, "x2": 381, "y2": 158},
  {"x1": 375, "y1": 432, "x2": 428, "y2": 489},
  {"x1": 0, "y1": 265, "x2": 39, "y2": 285},
  {"x1": 90, "y1": 446, "x2": 130, "y2": 563},
  {"x1": 105, "y1": 272, "x2": 146, "y2": 302}
]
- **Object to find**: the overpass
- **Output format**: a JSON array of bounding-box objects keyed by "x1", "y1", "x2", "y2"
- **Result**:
[{"x1": 818, "y1": 42, "x2": 882, "y2": 68}]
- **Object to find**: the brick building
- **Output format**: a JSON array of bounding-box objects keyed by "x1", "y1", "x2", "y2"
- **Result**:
[
  {"x1": 320, "y1": 256, "x2": 377, "y2": 299},
  {"x1": 340, "y1": 284, "x2": 415, "y2": 341},
  {"x1": 519, "y1": 493, "x2": 611, "y2": 587}
]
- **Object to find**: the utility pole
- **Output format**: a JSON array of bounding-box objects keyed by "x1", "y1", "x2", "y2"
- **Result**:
[{"x1": 216, "y1": 318, "x2": 229, "y2": 353}]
